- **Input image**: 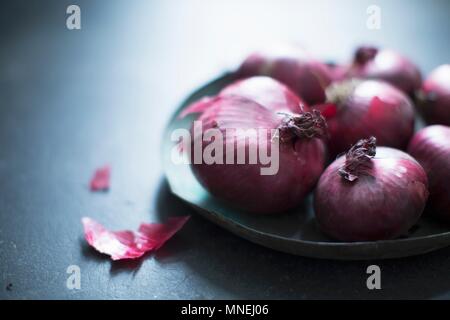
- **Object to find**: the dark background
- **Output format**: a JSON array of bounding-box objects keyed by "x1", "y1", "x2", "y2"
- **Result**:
[{"x1": 1, "y1": 0, "x2": 449, "y2": 299}]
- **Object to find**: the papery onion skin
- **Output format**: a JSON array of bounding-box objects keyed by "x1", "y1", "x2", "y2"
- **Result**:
[
  {"x1": 418, "y1": 65, "x2": 450, "y2": 126},
  {"x1": 314, "y1": 138, "x2": 428, "y2": 241},
  {"x1": 408, "y1": 125, "x2": 450, "y2": 222},
  {"x1": 316, "y1": 80, "x2": 415, "y2": 157},
  {"x1": 187, "y1": 79, "x2": 327, "y2": 214},
  {"x1": 347, "y1": 46, "x2": 422, "y2": 96},
  {"x1": 236, "y1": 46, "x2": 332, "y2": 105}
]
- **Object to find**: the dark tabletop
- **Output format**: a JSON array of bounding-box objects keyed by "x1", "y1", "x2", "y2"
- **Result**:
[{"x1": 1, "y1": 0, "x2": 450, "y2": 300}]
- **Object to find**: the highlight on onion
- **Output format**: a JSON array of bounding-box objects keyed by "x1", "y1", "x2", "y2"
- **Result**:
[
  {"x1": 180, "y1": 76, "x2": 308, "y2": 118},
  {"x1": 417, "y1": 64, "x2": 450, "y2": 126},
  {"x1": 408, "y1": 125, "x2": 450, "y2": 223},
  {"x1": 236, "y1": 45, "x2": 332, "y2": 105},
  {"x1": 314, "y1": 79, "x2": 415, "y2": 157},
  {"x1": 184, "y1": 78, "x2": 328, "y2": 214},
  {"x1": 347, "y1": 46, "x2": 422, "y2": 96},
  {"x1": 314, "y1": 137, "x2": 429, "y2": 242}
]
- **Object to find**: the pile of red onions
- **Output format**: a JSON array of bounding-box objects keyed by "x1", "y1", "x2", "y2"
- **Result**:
[
  {"x1": 236, "y1": 46, "x2": 332, "y2": 105},
  {"x1": 314, "y1": 137, "x2": 429, "y2": 241},
  {"x1": 179, "y1": 44, "x2": 450, "y2": 240},
  {"x1": 346, "y1": 46, "x2": 422, "y2": 96},
  {"x1": 417, "y1": 64, "x2": 450, "y2": 126},
  {"x1": 315, "y1": 79, "x2": 415, "y2": 157},
  {"x1": 408, "y1": 125, "x2": 450, "y2": 223},
  {"x1": 184, "y1": 77, "x2": 328, "y2": 214}
]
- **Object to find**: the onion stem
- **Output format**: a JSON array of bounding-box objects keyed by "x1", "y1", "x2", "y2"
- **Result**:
[
  {"x1": 278, "y1": 109, "x2": 328, "y2": 142},
  {"x1": 339, "y1": 136, "x2": 377, "y2": 182}
]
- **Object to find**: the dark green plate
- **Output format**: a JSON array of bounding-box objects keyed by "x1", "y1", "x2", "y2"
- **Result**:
[{"x1": 162, "y1": 73, "x2": 450, "y2": 260}]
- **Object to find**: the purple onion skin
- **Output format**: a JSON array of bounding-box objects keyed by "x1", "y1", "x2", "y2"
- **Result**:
[
  {"x1": 237, "y1": 47, "x2": 332, "y2": 105},
  {"x1": 179, "y1": 76, "x2": 308, "y2": 119},
  {"x1": 348, "y1": 47, "x2": 422, "y2": 96},
  {"x1": 408, "y1": 125, "x2": 450, "y2": 222},
  {"x1": 219, "y1": 76, "x2": 309, "y2": 113},
  {"x1": 419, "y1": 65, "x2": 450, "y2": 126},
  {"x1": 190, "y1": 94, "x2": 327, "y2": 215},
  {"x1": 324, "y1": 80, "x2": 415, "y2": 157},
  {"x1": 314, "y1": 146, "x2": 428, "y2": 242},
  {"x1": 325, "y1": 62, "x2": 350, "y2": 82}
]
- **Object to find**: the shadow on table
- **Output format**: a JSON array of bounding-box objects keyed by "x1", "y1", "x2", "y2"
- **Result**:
[{"x1": 153, "y1": 178, "x2": 450, "y2": 299}]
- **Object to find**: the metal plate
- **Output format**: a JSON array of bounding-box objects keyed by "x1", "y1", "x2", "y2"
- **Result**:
[{"x1": 162, "y1": 73, "x2": 450, "y2": 260}]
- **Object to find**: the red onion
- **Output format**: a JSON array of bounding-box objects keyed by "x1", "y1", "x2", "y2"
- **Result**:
[
  {"x1": 417, "y1": 64, "x2": 450, "y2": 126},
  {"x1": 314, "y1": 137, "x2": 429, "y2": 241},
  {"x1": 180, "y1": 76, "x2": 308, "y2": 118},
  {"x1": 408, "y1": 125, "x2": 450, "y2": 222},
  {"x1": 347, "y1": 46, "x2": 422, "y2": 96},
  {"x1": 315, "y1": 79, "x2": 415, "y2": 157},
  {"x1": 326, "y1": 62, "x2": 349, "y2": 82},
  {"x1": 185, "y1": 78, "x2": 328, "y2": 214},
  {"x1": 236, "y1": 46, "x2": 332, "y2": 105},
  {"x1": 219, "y1": 76, "x2": 309, "y2": 113}
]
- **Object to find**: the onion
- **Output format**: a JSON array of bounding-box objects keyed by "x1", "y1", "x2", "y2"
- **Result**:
[
  {"x1": 180, "y1": 76, "x2": 308, "y2": 118},
  {"x1": 314, "y1": 79, "x2": 415, "y2": 157},
  {"x1": 314, "y1": 137, "x2": 429, "y2": 241},
  {"x1": 325, "y1": 62, "x2": 349, "y2": 82},
  {"x1": 236, "y1": 46, "x2": 332, "y2": 105},
  {"x1": 408, "y1": 125, "x2": 450, "y2": 222},
  {"x1": 185, "y1": 78, "x2": 328, "y2": 214},
  {"x1": 417, "y1": 64, "x2": 450, "y2": 126},
  {"x1": 347, "y1": 46, "x2": 422, "y2": 96}
]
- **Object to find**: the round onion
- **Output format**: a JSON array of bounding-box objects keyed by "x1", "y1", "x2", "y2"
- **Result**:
[
  {"x1": 417, "y1": 64, "x2": 450, "y2": 126},
  {"x1": 236, "y1": 46, "x2": 332, "y2": 105},
  {"x1": 180, "y1": 76, "x2": 308, "y2": 118},
  {"x1": 315, "y1": 79, "x2": 415, "y2": 157},
  {"x1": 408, "y1": 125, "x2": 450, "y2": 222},
  {"x1": 347, "y1": 46, "x2": 422, "y2": 96},
  {"x1": 185, "y1": 78, "x2": 328, "y2": 214},
  {"x1": 314, "y1": 137, "x2": 429, "y2": 241},
  {"x1": 219, "y1": 76, "x2": 308, "y2": 113},
  {"x1": 325, "y1": 62, "x2": 349, "y2": 82}
]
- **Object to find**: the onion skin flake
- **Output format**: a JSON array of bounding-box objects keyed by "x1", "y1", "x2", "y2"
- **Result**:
[{"x1": 82, "y1": 216, "x2": 190, "y2": 260}]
